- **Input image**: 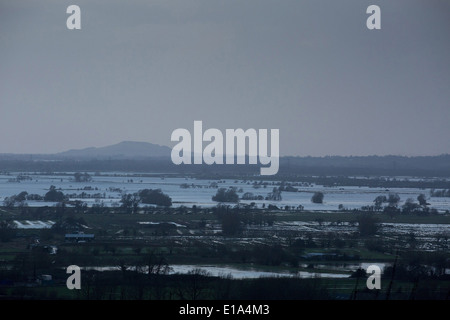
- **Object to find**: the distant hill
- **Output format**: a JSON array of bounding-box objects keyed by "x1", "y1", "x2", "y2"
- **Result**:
[
  {"x1": 55, "y1": 141, "x2": 171, "y2": 159},
  {"x1": 0, "y1": 142, "x2": 449, "y2": 177}
]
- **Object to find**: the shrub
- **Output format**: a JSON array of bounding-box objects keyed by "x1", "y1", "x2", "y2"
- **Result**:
[{"x1": 212, "y1": 188, "x2": 239, "y2": 203}]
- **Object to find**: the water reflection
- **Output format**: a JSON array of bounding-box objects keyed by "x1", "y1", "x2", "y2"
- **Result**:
[{"x1": 83, "y1": 264, "x2": 350, "y2": 279}]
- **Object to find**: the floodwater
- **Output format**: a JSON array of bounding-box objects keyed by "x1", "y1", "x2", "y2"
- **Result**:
[
  {"x1": 82, "y1": 264, "x2": 350, "y2": 279},
  {"x1": 1, "y1": 172, "x2": 450, "y2": 212}
]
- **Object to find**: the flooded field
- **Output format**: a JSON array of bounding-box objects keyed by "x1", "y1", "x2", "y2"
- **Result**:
[
  {"x1": 1, "y1": 172, "x2": 450, "y2": 212},
  {"x1": 83, "y1": 264, "x2": 351, "y2": 279},
  {"x1": 1, "y1": 172, "x2": 448, "y2": 293}
]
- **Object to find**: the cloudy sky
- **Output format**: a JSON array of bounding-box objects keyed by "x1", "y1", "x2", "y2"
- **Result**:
[{"x1": 1, "y1": 0, "x2": 449, "y2": 156}]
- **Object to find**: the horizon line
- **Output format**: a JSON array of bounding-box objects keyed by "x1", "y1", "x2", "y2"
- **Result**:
[{"x1": 0, "y1": 140, "x2": 448, "y2": 159}]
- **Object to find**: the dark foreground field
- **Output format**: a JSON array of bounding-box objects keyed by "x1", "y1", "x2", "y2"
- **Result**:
[{"x1": 0, "y1": 206, "x2": 449, "y2": 300}]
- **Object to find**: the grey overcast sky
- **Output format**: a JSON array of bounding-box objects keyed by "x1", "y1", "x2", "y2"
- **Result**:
[{"x1": 0, "y1": 0, "x2": 449, "y2": 156}]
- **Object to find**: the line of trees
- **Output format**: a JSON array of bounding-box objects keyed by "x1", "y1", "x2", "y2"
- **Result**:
[
  {"x1": 430, "y1": 189, "x2": 450, "y2": 197},
  {"x1": 44, "y1": 185, "x2": 66, "y2": 202},
  {"x1": 367, "y1": 193, "x2": 437, "y2": 215},
  {"x1": 3, "y1": 186, "x2": 68, "y2": 207}
]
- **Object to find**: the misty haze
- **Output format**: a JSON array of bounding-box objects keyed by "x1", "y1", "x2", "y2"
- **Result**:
[{"x1": 0, "y1": 0, "x2": 449, "y2": 303}]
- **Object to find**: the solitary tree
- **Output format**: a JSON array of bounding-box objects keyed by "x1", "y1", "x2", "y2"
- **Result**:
[
  {"x1": 387, "y1": 193, "x2": 400, "y2": 207},
  {"x1": 74, "y1": 172, "x2": 92, "y2": 182},
  {"x1": 417, "y1": 194, "x2": 429, "y2": 206},
  {"x1": 373, "y1": 195, "x2": 387, "y2": 211},
  {"x1": 311, "y1": 192, "x2": 324, "y2": 204}
]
